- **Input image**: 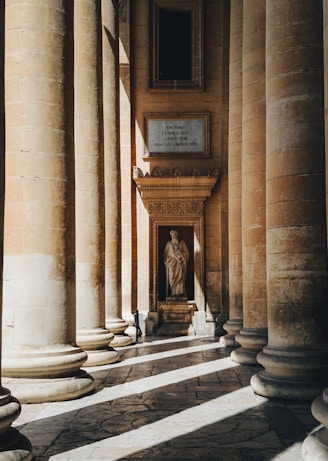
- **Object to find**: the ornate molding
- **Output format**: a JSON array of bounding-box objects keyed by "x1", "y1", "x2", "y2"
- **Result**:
[
  {"x1": 133, "y1": 165, "x2": 220, "y2": 179},
  {"x1": 133, "y1": 167, "x2": 219, "y2": 217},
  {"x1": 148, "y1": 199, "x2": 204, "y2": 216}
]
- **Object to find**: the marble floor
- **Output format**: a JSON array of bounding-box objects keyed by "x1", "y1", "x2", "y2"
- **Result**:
[{"x1": 13, "y1": 335, "x2": 318, "y2": 460}]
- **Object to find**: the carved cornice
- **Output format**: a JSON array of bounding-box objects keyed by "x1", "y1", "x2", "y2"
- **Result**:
[{"x1": 133, "y1": 167, "x2": 219, "y2": 217}]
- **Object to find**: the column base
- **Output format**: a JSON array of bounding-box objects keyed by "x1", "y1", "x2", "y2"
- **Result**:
[
  {"x1": 106, "y1": 317, "x2": 133, "y2": 346},
  {"x1": 2, "y1": 345, "x2": 89, "y2": 378},
  {"x1": 302, "y1": 428, "x2": 328, "y2": 461},
  {"x1": 0, "y1": 389, "x2": 32, "y2": 460},
  {"x1": 302, "y1": 389, "x2": 328, "y2": 460},
  {"x1": 251, "y1": 346, "x2": 328, "y2": 401},
  {"x1": 231, "y1": 327, "x2": 267, "y2": 365},
  {"x1": 82, "y1": 348, "x2": 119, "y2": 367},
  {"x1": 3, "y1": 370, "x2": 94, "y2": 404},
  {"x1": 77, "y1": 328, "x2": 119, "y2": 366},
  {"x1": 2, "y1": 346, "x2": 95, "y2": 402},
  {"x1": 109, "y1": 335, "x2": 133, "y2": 347},
  {"x1": 106, "y1": 317, "x2": 129, "y2": 334},
  {"x1": 0, "y1": 427, "x2": 32, "y2": 461},
  {"x1": 221, "y1": 319, "x2": 243, "y2": 347},
  {"x1": 0, "y1": 390, "x2": 21, "y2": 432}
]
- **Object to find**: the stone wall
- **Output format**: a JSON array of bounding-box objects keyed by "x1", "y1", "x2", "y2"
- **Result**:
[{"x1": 125, "y1": 0, "x2": 229, "y2": 323}]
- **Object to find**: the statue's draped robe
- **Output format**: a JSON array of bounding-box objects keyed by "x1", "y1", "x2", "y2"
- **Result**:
[{"x1": 164, "y1": 240, "x2": 189, "y2": 296}]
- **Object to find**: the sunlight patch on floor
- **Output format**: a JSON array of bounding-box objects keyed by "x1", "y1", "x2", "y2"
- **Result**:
[
  {"x1": 22, "y1": 356, "x2": 239, "y2": 422},
  {"x1": 49, "y1": 386, "x2": 257, "y2": 460},
  {"x1": 13, "y1": 338, "x2": 310, "y2": 461},
  {"x1": 88, "y1": 339, "x2": 226, "y2": 370},
  {"x1": 119, "y1": 335, "x2": 212, "y2": 349},
  {"x1": 270, "y1": 442, "x2": 303, "y2": 460}
]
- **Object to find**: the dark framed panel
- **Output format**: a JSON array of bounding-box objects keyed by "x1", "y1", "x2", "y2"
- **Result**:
[
  {"x1": 149, "y1": 216, "x2": 205, "y2": 313},
  {"x1": 158, "y1": 226, "x2": 194, "y2": 301},
  {"x1": 144, "y1": 112, "x2": 210, "y2": 158},
  {"x1": 149, "y1": 0, "x2": 203, "y2": 90}
]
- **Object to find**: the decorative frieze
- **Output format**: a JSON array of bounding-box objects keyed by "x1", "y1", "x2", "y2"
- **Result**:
[{"x1": 148, "y1": 199, "x2": 204, "y2": 216}]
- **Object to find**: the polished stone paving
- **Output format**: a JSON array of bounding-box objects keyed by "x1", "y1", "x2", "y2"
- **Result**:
[{"x1": 13, "y1": 336, "x2": 318, "y2": 460}]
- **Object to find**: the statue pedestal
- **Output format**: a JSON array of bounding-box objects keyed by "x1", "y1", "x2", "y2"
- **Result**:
[{"x1": 157, "y1": 301, "x2": 196, "y2": 336}]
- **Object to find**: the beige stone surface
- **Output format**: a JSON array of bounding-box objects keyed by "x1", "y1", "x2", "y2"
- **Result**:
[
  {"x1": 232, "y1": 0, "x2": 267, "y2": 365},
  {"x1": 224, "y1": 0, "x2": 243, "y2": 347},
  {"x1": 253, "y1": 0, "x2": 328, "y2": 401},
  {"x1": 131, "y1": 0, "x2": 226, "y2": 318},
  {"x1": 2, "y1": 0, "x2": 93, "y2": 403},
  {"x1": 11, "y1": 336, "x2": 318, "y2": 461}
]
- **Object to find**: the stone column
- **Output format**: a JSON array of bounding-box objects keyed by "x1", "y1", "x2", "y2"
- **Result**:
[
  {"x1": 102, "y1": 0, "x2": 132, "y2": 346},
  {"x1": 2, "y1": 0, "x2": 94, "y2": 403},
  {"x1": 222, "y1": 0, "x2": 243, "y2": 347},
  {"x1": 302, "y1": 1, "x2": 328, "y2": 458},
  {"x1": 119, "y1": 0, "x2": 136, "y2": 336},
  {"x1": 75, "y1": 0, "x2": 118, "y2": 366},
  {"x1": 251, "y1": 0, "x2": 328, "y2": 401},
  {"x1": 231, "y1": 0, "x2": 267, "y2": 364},
  {"x1": 0, "y1": 3, "x2": 32, "y2": 458}
]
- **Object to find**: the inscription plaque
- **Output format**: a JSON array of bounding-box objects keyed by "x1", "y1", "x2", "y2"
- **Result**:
[{"x1": 144, "y1": 112, "x2": 210, "y2": 158}]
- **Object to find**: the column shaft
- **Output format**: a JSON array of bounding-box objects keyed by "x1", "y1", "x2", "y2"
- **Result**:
[
  {"x1": 222, "y1": 0, "x2": 244, "y2": 347},
  {"x1": 119, "y1": 0, "x2": 137, "y2": 334},
  {"x1": 2, "y1": 0, "x2": 94, "y2": 403},
  {"x1": 0, "y1": 2, "x2": 32, "y2": 457},
  {"x1": 251, "y1": 0, "x2": 328, "y2": 401},
  {"x1": 302, "y1": 1, "x2": 328, "y2": 458},
  {"x1": 102, "y1": 0, "x2": 132, "y2": 346},
  {"x1": 75, "y1": 0, "x2": 118, "y2": 366},
  {"x1": 231, "y1": 0, "x2": 267, "y2": 365}
]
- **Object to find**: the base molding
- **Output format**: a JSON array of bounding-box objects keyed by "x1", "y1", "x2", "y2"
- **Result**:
[
  {"x1": 0, "y1": 427, "x2": 32, "y2": 461},
  {"x1": 3, "y1": 370, "x2": 94, "y2": 404}
]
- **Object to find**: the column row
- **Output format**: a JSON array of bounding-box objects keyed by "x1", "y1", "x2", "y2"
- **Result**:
[
  {"x1": 227, "y1": 3, "x2": 328, "y2": 457},
  {"x1": 227, "y1": 0, "x2": 328, "y2": 401},
  {"x1": 1, "y1": 0, "x2": 131, "y2": 408}
]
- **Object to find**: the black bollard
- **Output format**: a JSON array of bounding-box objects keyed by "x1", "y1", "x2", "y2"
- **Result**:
[{"x1": 134, "y1": 309, "x2": 139, "y2": 344}]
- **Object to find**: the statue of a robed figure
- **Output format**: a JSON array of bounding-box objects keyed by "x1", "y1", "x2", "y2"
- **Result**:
[{"x1": 164, "y1": 229, "x2": 189, "y2": 300}]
